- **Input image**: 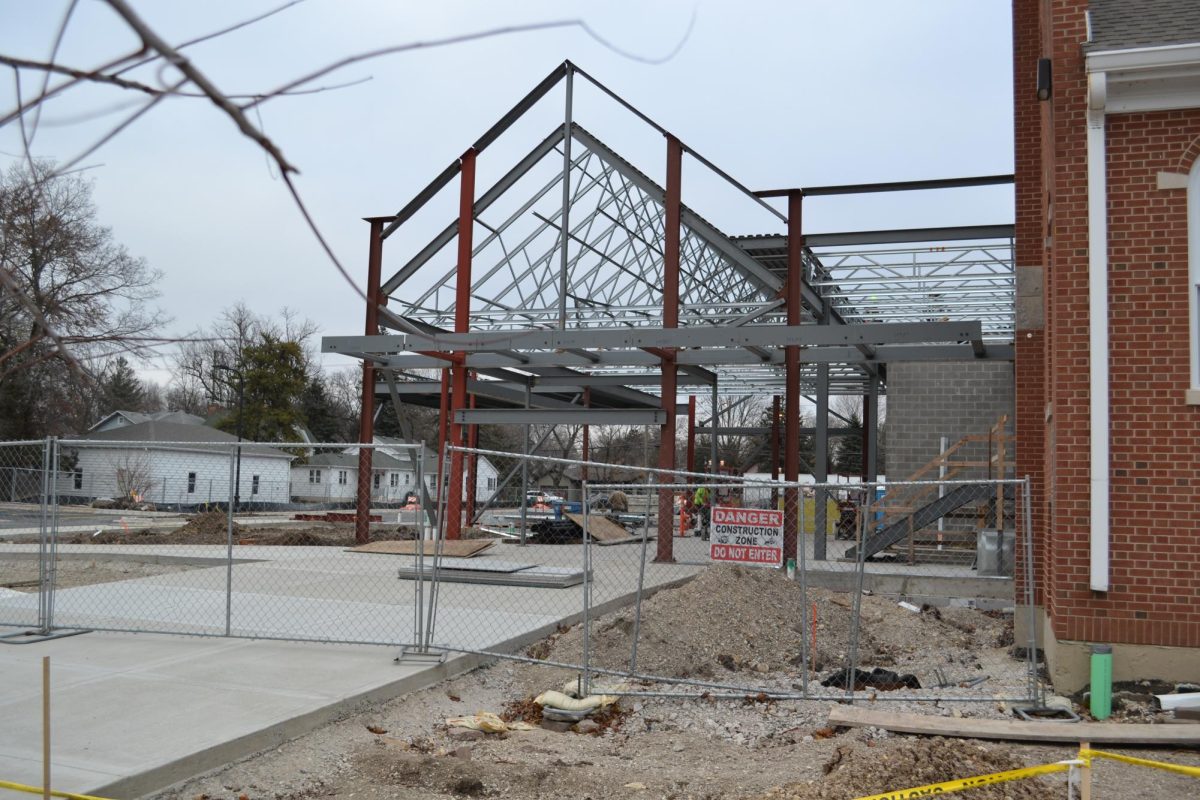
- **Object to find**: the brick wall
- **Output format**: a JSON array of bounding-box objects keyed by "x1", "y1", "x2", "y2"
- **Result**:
[
  {"x1": 1012, "y1": 0, "x2": 1048, "y2": 606},
  {"x1": 884, "y1": 362, "x2": 1015, "y2": 484},
  {"x1": 1015, "y1": 0, "x2": 1200, "y2": 649}
]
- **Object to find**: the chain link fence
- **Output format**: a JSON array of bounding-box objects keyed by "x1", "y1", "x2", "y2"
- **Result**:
[
  {"x1": 0, "y1": 438, "x2": 436, "y2": 646},
  {"x1": 419, "y1": 446, "x2": 1038, "y2": 705},
  {"x1": 0, "y1": 436, "x2": 1039, "y2": 706}
]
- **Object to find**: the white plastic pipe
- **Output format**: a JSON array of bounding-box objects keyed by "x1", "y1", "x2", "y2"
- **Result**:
[{"x1": 1087, "y1": 72, "x2": 1111, "y2": 592}]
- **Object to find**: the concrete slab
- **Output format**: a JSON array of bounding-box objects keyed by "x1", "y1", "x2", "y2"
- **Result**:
[{"x1": 0, "y1": 531, "x2": 1008, "y2": 800}]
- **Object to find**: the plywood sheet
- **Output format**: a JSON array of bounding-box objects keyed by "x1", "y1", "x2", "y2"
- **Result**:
[
  {"x1": 828, "y1": 705, "x2": 1200, "y2": 745},
  {"x1": 348, "y1": 539, "x2": 494, "y2": 558},
  {"x1": 564, "y1": 513, "x2": 632, "y2": 543}
]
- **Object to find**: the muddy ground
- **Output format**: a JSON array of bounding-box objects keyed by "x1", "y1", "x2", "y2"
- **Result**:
[
  {"x1": 0, "y1": 557, "x2": 202, "y2": 591},
  {"x1": 144, "y1": 565, "x2": 1200, "y2": 800}
]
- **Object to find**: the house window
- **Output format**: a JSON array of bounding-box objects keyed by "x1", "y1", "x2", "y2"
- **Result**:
[
  {"x1": 373, "y1": 472, "x2": 381, "y2": 489},
  {"x1": 73, "y1": 469, "x2": 82, "y2": 490},
  {"x1": 251, "y1": 475, "x2": 260, "y2": 495},
  {"x1": 309, "y1": 469, "x2": 321, "y2": 484},
  {"x1": 338, "y1": 470, "x2": 347, "y2": 485},
  {"x1": 404, "y1": 473, "x2": 411, "y2": 485},
  {"x1": 187, "y1": 472, "x2": 196, "y2": 494},
  {"x1": 389, "y1": 473, "x2": 399, "y2": 488},
  {"x1": 487, "y1": 476, "x2": 497, "y2": 491}
]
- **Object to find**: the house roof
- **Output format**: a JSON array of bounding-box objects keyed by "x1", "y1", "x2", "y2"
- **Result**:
[
  {"x1": 88, "y1": 409, "x2": 205, "y2": 431},
  {"x1": 78, "y1": 421, "x2": 293, "y2": 458},
  {"x1": 304, "y1": 451, "x2": 411, "y2": 471},
  {"x1": 1087, "y1": 0, "x2": 1200, "y2": 51}
]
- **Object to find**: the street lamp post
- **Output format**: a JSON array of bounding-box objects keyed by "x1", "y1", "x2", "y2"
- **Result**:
[{"x1": 214, "y1": 364, "x2": 245, "y2": 514}]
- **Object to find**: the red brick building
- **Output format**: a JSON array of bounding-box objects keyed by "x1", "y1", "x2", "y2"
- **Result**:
[{"x1": 1015, "y1": 0, "x2": 1200, "y2": 689}]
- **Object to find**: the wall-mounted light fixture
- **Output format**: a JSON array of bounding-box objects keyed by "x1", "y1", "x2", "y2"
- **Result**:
[{"x1": 1037, "y1": 57, "x2": 1053, "y2": 101}]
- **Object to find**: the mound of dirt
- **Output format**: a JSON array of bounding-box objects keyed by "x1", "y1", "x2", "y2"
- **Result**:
[
  {"x1": 759, "y1": 737, "x2": 1059, "y2": 800},
  {"x1": 175, "y1": 510, "x2": 242, "y2": 542},
  {"x1": 529, "y1": 564, "x2": 1008, "y2": 684}
]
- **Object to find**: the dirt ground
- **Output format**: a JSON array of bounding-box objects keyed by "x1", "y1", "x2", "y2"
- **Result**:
[
  {"x1": 0, "y1": 557, "x2": 202, "y2": 591},
  {"x1": 144, "y1": 565, "x2": 1200, "y2": 800},
  {"x1": 58, "y1": 512, "x2": 419, "y2": 547}
]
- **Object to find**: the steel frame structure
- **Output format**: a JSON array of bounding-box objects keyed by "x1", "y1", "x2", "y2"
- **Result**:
[{"x1": 322, "y1": 61, "x2": 1016, "y2": 559}]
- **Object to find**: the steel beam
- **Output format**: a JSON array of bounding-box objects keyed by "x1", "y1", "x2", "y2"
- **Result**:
[
  {"x1": 783, "y1": 191, "x2": 801, "y2": 565},
  {"x1": 657, "y1": 135, "x2": 682, "y2": 563},
  {"x1": 348, "y1": 342, "x2": 1014, "y2": 371},
  {"x1": 814, "y1": 298, "x2": 831, "y2": 561},
  {"x1": 445, "y1": 148, "x2": 476, "y2": 540},
  {"x1": 324, "y1": 321, "x2": 985, "y2": 355},
  {"x1": 381, "y1": 62, "x2": 568, "y2": 239},
  {"x1": 355, "y1": 219, "x2": 386, "y2": 545},
  {"x1": 755, "y1": 174, "x2": 1013, "y2": 198},
  {"x1": 454, "y1": 408, "x2": 667, "y2": 425},
  {"x1": 805, "y1": 225, "x2": 1015, "y2": 248}
]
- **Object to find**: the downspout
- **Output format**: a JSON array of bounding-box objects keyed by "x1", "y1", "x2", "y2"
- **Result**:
[{"x1": 1087, "y1": 71, "x2": 1110, "y2": 592}]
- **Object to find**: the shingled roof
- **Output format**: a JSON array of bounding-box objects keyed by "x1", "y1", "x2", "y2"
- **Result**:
[{"x1": 1087, "y1": 0, "x2": 1200, "y2": 51}]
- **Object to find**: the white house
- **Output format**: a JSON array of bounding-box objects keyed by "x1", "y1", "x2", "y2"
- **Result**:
[
  {"x1": 289, "y1": 450, "x2": 434, "y2": 504},
  {"x1": 59, "y1": 421, "x2": 294, "y2": 508},
  {"x1": 366, "y1": 436, "x2": 498, "y2": 503}
]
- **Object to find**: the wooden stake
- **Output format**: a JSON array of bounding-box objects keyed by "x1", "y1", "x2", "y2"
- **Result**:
[
  {"x1": 1079, "y1": 740, "x2": 1091, "y2": 800},
  {"x1": 42, "y1": 655, "x2": 50, "y2": 800}
]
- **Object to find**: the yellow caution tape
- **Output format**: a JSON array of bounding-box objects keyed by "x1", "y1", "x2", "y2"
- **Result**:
[
  {"x1": 0, "y1": 780, "x2": 116, "y2": 800},
  {"x1": 1080, "y1": 748, "x2": 1200, "y2": 779},
  {"x1": 851, "y1": 761, "x2": 1070, "y2": 800}
]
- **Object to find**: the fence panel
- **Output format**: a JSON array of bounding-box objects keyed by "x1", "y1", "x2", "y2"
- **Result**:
[
  {"x1": 425, "y1": 447, "x2": 1039, "y2": 706},
  {"x1": 826, "y1": 478, "x2": 1035, "y2": 704},
  {"x1": 42, "y1": 439, "x2": 431, "y2": 646},
  {"x1": 0, "y1": 440, "x2": 52, "y2": 631}
]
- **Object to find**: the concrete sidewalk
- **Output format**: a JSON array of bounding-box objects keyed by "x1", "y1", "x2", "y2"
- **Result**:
[
  {"x1": 0, "y1": 534, "x2": 1003, "y2": 799},
  {"x1": 0, "y1": 633, "x2": 480, "y2": 800},
  {"x1": 0, "y1": 540, "x2": 702, "y2": 799}
]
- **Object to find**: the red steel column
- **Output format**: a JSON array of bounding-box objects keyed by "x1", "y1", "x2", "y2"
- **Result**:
[
  {"x1": 656, "y1": 136, "x2": 682, "y2": 563},
  {"x1": 355, "y1": 218, "x2": 386, "y2": 545},
  {"x1": 783, "y1": 191, "x2": 803, "y2": 564},
  {"x1": 445, "y1": 148, "x2": 476, "y2": 540}
]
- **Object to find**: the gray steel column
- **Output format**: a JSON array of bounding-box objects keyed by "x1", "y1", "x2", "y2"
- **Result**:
[
  {"x1": 865, "y1": 372, "x2": 879, "y2": 483},
  {"x1": 814, "y1": 363, "x2": 829, "y2": 561},
  {"x1": 710, "y1": 379, "x2": 719, "y2": 474},
  {"x1": 520, "y1": 379, "x2": 530, "y2": 545}
]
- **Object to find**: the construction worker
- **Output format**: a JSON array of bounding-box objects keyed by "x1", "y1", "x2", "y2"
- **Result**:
[{"x1": 693, "y1": 484, "x2": 712, "y2": 539}]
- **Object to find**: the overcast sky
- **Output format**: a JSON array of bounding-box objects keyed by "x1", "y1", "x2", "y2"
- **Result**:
[{"x1": 1, "y1": 0, "x2": 1014, "y2": 386}]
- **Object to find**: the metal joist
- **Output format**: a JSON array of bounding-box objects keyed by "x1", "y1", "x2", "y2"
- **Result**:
[{"x1": 454, "y1": 408, "x2": 667, "y2": 425}]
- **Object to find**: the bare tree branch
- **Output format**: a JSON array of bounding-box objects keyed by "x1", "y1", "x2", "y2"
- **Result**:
[{"x1": 29, "y1": 0, "x2": 81, "y2": 144}]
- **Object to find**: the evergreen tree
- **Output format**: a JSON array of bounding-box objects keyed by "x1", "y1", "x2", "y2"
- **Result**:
[
  {"x1": 217, "y1": 335, "x2": 306, "y2": 442},
  {"x1": 102, "y1": 357, "x2": 145, "y2": 412},
  {"x1": 834, "y1": 412, "x2": 863, "y2": 476}
]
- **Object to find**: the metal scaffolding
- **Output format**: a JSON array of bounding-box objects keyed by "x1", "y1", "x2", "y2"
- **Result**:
[{"x1": 321, "y1": 61, "x2": 1015, "y2": 559}]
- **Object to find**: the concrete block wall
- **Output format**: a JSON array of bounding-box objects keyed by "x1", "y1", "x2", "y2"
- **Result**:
[{"x1": 884, "y1": 361, "x2": 1015, "y2": 484}]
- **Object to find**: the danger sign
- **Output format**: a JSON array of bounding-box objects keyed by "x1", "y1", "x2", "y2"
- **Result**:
[{"x1": 709, "y1": 506, "x2": 784, "y2": 566}]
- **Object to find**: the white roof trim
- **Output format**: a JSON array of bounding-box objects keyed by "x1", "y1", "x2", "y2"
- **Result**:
[
  {"x1": 1087, "y1": 42, "x2": 1200, "y2": 73},
  {"x1": 1087, "y1": 43, "x2": 1200, "y2": 115}
]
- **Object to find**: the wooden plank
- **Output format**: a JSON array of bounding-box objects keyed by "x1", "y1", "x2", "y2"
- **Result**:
[
  {"x1": 348, "y1": 539, "x2": 495, "y2": 558},
  {"x1": 828, "y1": 705, "x2": 1200, "y2": 745},
  {"x1": 564, "y1": 513, "x2": 632, "y2": 543}
]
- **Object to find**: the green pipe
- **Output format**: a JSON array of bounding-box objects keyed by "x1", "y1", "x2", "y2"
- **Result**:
[{"x1": 1090, "y1": 644, "x2": 1113, "y2": 720}]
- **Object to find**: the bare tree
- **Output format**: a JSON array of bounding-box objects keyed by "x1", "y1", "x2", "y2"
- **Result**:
[{"x1": 0, "y1": 160, "x2": 166, "y2": 436}]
